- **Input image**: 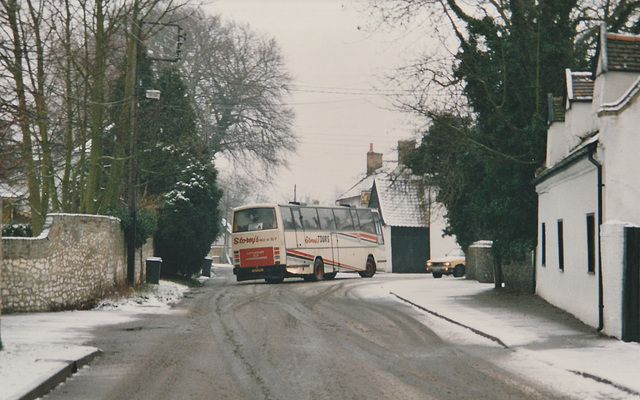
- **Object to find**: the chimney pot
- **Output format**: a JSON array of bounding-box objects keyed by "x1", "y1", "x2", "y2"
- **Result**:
[
  {"x1": 366, "y1": 144, "x2": 383, "y2": 176},
  {"x1": 398, "y1": 139, "x2": 416, "y2": 166}
]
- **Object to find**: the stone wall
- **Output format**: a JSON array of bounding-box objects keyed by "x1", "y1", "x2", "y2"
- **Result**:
[
  {"x1": 1, "y1": 213, "x2": 133, "y2": 313},
  {"x1": 502, "y1": 252, "x2": 535, "y2": 293},
  {"x1": 466, "y1": 241, "x2": 494, "y2": 283},
  {"x1": 466, "y1": 240, "x2": 534, "y2": 293}
]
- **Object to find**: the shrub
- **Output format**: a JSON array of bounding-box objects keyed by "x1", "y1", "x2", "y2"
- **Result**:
[
  {"x1": 154, "y1": 163, "x2": 222, "y2": 277},
  {"x1": 104, "y1": 204, "x2": 158, "y2": 249},
  {"x1": 2, "y1": 224, "x2": 33, "y2": 237}
]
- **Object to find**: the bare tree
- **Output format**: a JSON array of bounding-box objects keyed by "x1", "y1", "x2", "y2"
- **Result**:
[
  {"x1": 177, "y1": 11, "x2": 297, "y2": 177},
  {"x1": 0, "y1": 0, "x2": 193, "y2": 233},
  {"x1": 0, "y1": 0, "x2": 128, "y2": 230},
  {"x1": 0, "y1": 0, "x2": 45, "y2": 232}
]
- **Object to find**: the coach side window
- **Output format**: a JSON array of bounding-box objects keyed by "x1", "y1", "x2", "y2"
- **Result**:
[
  {"x1": 350, "y1": 209, "x2": 361, "y2": 230},
  {"x1": 333, "y1": 208, "x2": 355, "y2": 230},
  {"x1": 280, "y1": 206, "x2": 296, "y2": 231},
  {"x1": 300, "y1": 207, "x2": 321, "y2": 230},
  {"x1": 290, "y1": 207, "x2": 304, "y2": 231},
  {"x1": 317, "y1": 208, "x2": 337, "y2": 230},
  {"x1": 373, "y1": 211, "x2": 384, "y2": 244},
  {"x1": 356, "y1": 209, "x2": 376, "y2": 234}
]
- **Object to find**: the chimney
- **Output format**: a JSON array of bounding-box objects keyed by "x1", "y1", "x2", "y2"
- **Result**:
[
  {"x1": 397, "y1": 139, "x2": 416, "y2": 166},
  {"x1": 366, "y1": 143, "x2": 383, "y2": 176}
]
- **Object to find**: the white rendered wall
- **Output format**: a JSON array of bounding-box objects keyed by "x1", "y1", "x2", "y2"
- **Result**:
[
  {"x1": 592, "y1": 71, "x2": 640, "y2": 115},
  {"x1": 599, "y1": 98, "x2": 640, "y2": 224},
  {"x1": 429, "y1": 201, "x2": 459, "y2": 259},
  {"x1": 594, "y1": 83, "x2": 640, "y2": 339},
  {"x1": 381, "y1": 224, "x2": 392, "y2": 273},
  {"x1": 600, "y1": 221, "x2": 630, "y2": 338},
  {"x1": 566, "y1": 102, "x2": 597, "y2": 143},
  {"x1": 547, "y1": 103, "x2": 597, "y2": 168},
  {"x1": 545, "y1": 122, "x2": 567, "y2": 167},
  {"x1": 536, "y1": 159, "x2": 600, "y2": 327}
]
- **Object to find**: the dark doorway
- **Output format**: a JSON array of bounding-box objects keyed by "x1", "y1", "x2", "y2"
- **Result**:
[{"x1": 391, "y1": 226, "x2": 429, "y2": 273}]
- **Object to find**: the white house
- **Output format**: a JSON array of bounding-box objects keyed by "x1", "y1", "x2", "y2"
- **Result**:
[{"x1": 534, "y1": 26, "x2": 640, "y2": 341}]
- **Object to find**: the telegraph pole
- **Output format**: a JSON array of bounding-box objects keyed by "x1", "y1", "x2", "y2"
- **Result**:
[
  {"x1": 127, "y1": 18, "x2": 183, "y2": 284},
  {"x1": 126, "y1": 1, "x2": 141, "y2": 285}
]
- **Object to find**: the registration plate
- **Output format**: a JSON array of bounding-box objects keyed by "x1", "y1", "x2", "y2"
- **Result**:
[{"x1": 252, "y1": 268, "x2": 264, "y2": 273}]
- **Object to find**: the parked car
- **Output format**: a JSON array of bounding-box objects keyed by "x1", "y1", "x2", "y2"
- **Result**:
[{"x1": 426, "y1": 249, "x2": 466, "y2": 278}]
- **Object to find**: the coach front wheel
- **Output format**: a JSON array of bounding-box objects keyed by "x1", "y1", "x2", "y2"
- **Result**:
[{"x1": 359, "y1": 257, "x2": 376, "y2": 278}]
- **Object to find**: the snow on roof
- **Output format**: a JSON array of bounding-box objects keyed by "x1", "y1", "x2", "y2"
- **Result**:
[
  {"x1": 372, "y1": 176, "x2": 429, "y2": 228},
  {"x1": 336, "y1": 163, "x2": 396, "y2": 202},
  {"x1": 0, "y1": 182, "x2": 27, "y2": 199},
  {"x1": 336, "y1": 173, "x2": 376, "y2": 202}
]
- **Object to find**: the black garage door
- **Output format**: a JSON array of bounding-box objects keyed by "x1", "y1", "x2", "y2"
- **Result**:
[{"x1": 391, "y1": 226, "x2": 430, "y2": 273}]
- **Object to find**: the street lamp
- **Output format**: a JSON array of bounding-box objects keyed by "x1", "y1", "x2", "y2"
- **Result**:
[{"x1": 145, "y1": 89, "x2": 161, "y2": 100}]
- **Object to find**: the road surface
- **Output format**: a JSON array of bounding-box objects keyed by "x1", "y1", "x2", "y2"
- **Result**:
[{"x1": 45, "y1": 269, "x2": 571, "y2": 400}]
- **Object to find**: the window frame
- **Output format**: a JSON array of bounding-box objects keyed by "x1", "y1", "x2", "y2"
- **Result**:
[
  {"x1": 586, "y1": 213, "x2": 596, "y2": 274},
  {"x1": 557, "y1": 219, "x2": 564, "y2": 271},
  {"x1": 541, "y1": 222, "x2": 546, "y2": 267}
]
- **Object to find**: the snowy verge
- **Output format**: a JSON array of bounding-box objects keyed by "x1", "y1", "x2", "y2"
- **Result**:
[
  {"x1": 354, "y1": 275, "x2": 640, "y2": 400},
  {"x1": 0, "y1": 279, "x2": 192, "y2": 400},
  {"x1": 94, "y1": 279, "x2": 191, "y2": 312}
]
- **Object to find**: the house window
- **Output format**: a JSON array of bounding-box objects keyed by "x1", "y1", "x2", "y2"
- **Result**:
[
  {"x1": 587, "y1": 214, "x2": 596, "y2": 274},
  {"x1": 557, "y1": 220, "x2": 564, "y2": 271},
  {"x1": 541, "y1": 223, "x2": 546, "y2": 266}
]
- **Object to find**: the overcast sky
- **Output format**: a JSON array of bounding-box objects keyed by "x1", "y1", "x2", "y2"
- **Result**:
[{"x1": 205, "y1": 0, "x2": 429, "y2": 205}]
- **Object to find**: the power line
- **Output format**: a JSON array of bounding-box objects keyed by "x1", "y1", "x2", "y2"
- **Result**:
[{"x1": 289, "y1": 85, "x2": 404, "y2": 96}]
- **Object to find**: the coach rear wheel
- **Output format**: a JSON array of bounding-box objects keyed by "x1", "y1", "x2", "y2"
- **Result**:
[
  {"x1": 358, "y1": 257, "x2": 376, "y2": 278},
  {"x1": 306, "y1": 258, "x2": 324, "y2": 282}
]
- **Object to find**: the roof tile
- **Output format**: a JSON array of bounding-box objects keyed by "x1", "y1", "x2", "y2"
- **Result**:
[
  {"x1": 571, "y1": 73, "x2": 594, "y2": 100},
  {"x1": 372, "y1": 177, "x2": 429, "y2": 228},
  {"x1": 607, "y1": 33, "x2": 640, "y2": 72}
]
